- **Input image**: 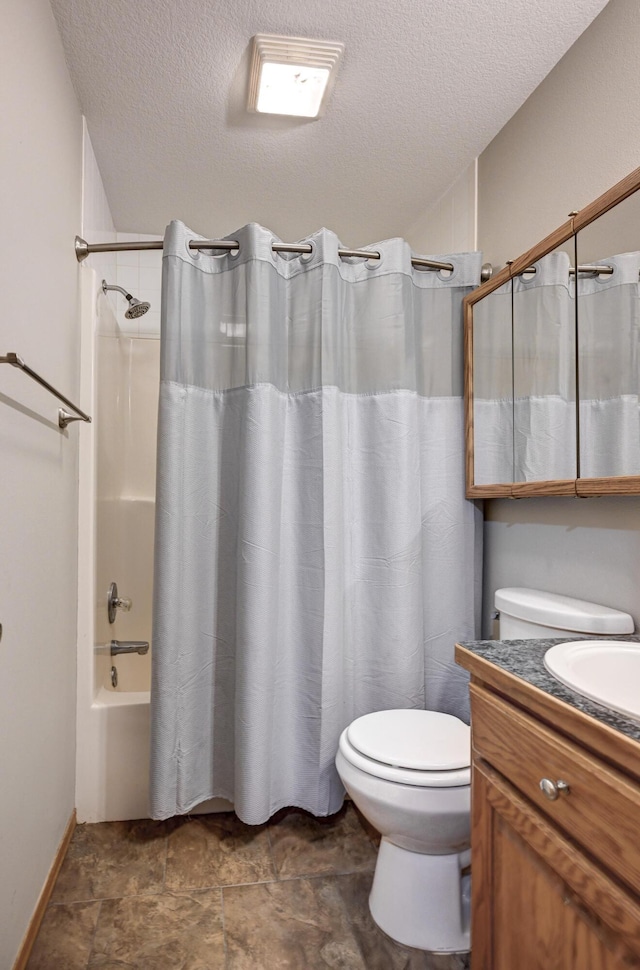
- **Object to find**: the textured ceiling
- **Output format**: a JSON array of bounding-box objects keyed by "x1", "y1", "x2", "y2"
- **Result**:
[{"x1": 51, "y1": 0, "x2": 609, "y2": 246}]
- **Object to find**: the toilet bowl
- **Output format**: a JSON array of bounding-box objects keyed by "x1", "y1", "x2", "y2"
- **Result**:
[{"x1": 335, "y1": 708, "x2": 471, "y2": 953}]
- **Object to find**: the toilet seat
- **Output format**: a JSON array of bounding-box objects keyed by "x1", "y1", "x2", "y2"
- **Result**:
[
  {"x1": 339, "y1": 709, "x2": 471, "y2": 788},
  {"x1": 347, "y1": 709, "x2": 470, "y2": 770}
]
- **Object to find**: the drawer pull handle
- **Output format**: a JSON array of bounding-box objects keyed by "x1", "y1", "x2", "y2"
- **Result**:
[{"x1": 539, "y1": 778, "x2": 570, "y2": 800}]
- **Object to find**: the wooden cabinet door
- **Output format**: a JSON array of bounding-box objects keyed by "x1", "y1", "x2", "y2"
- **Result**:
[
  {"x1": 470, "y1": 683, "x2": 640, "y2": 894},
  {"x1": 472, "y1": 763, "x2": 640, "y2": 970}
]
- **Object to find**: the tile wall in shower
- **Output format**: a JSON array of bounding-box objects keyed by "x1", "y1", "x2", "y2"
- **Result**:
[{"x1": 114, "y1": 233, "x2": 162, "y2": 339}]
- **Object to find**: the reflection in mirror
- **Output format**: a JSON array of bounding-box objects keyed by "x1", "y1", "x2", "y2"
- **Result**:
[
  {"x1": 512, "y1": 242, "x2": 577, "y2": 482},
  {"x1": 577, "y1": 193, "x2": 640, "y2": 478},
  {"x1": 472, "y1": 280, "x2": 513, "y2": 485}
]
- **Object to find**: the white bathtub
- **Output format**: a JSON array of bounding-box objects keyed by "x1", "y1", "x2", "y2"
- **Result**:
[
  {"x1": 76, "y1": 274, "x2": 229, "y2": 821},
  {"x1": 76, "y1": 491, "x2": 155, "y2": 821},
  {"x1": 80, "y1": 562, "x2": 229, "y2": 820}
]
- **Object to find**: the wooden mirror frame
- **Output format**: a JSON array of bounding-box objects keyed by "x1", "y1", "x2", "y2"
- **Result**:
[{"x1": 464, "y1": 164, "x2": 640, "y2": 499}]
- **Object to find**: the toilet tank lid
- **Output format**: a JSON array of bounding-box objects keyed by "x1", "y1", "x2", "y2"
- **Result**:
[
  {"x1": 346, "y1": 709, "x2": 470, "y2": 771},
  {"x1": 495, "y1": 587, "x2": 634, "y2": 635}
]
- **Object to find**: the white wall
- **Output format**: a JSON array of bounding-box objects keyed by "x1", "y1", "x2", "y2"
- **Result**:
[
  {"x1": 479, "y1": 0, "x2": 640, "y2": 270},
  {"x1": 0, "y1": 0, "x2": 83, "y2": 964},
  {"x1": 405, "y1": 162, "x2": 477, "y2": 255},
  {"x1": 477, "y1": 0, "x2": 640, "y2": 635}
]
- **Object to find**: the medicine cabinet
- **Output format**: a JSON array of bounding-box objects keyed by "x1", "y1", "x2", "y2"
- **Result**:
[{"x1": 465, "y1": 165, "x2": 640, "y2": 498}]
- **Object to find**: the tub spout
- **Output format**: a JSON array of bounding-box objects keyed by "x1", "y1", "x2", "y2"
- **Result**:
[{"x1": 110, "y1": 639, "x2": 149, "y2": 656}]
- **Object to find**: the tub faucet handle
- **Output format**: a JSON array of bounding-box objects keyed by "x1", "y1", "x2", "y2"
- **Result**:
[{"x1": 107, "y1": 581, "x2": 132, "y2": 624}]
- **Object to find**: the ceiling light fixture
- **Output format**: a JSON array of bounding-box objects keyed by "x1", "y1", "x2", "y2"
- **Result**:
[{"x1": 247, "y1": 34, "x2": 344, "y2": 119}]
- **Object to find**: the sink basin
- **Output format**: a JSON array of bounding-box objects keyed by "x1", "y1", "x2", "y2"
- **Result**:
[{"x1": 544, "y1": 640, "x2": 640, "y2": 721}]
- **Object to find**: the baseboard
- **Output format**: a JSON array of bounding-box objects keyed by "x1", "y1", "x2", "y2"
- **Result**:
[{"x1": 12, "y1": 809, "x2": 77, "y2": 970}]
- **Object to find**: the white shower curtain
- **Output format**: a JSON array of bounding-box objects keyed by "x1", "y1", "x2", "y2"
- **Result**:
[
  {"x1": 150, "y1": 221, "x2": 482, "y2": 824},
  {"x1": 472, "y1": 278, "x2": 514, "y2": 485},
  {"x1": 577, "y1": 252, "x2": 640, "y2": 477},
  {"x1": 473, "y1": 252, "x2": 577, "y2": 484},
  {"x1": 512, "y1": 252, "x2": 576, "y2": 482}
]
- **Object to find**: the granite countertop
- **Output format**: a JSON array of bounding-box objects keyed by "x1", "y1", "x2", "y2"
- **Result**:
[{"x1": 457, "y1": 636, "x2": 640, "y2": 744}]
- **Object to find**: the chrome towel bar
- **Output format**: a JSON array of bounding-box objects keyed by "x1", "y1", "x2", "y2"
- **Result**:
[{"x1": 0, "y1": 352, "x2": 92, "y2": 429}]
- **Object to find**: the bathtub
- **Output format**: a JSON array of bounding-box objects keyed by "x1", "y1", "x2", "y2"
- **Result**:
[
  {"x1": 76, "y1": 273, "x2": 229, "y2": 821},
  {"x1": 76, "y1": 489, "x2": 155, "y2": 822}
]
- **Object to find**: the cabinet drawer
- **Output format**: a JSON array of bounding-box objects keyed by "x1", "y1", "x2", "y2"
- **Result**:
[{"x1": 471, "y1": 684, "x2": 640, "y2": 894}]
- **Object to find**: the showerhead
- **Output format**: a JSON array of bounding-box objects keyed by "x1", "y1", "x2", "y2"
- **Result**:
[
  {"x1": 102, "y1": 280, "x2": 151, "y2": 319},
  {"x1": 124, "y1": 297, "x2": 151, "y2": 319}
]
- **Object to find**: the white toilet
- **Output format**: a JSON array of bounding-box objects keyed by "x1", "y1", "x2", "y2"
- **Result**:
[{"x1": 335, "y1": 587, "x2": 634, "y2": 954}]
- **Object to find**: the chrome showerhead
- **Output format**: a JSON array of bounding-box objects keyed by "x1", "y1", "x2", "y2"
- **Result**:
[
  {"x1": 124, "y1": 297, "x2": 151, "y2": 319},
  {"x1": 102, "y1": 280, "x2": 151, "y2": 319}
]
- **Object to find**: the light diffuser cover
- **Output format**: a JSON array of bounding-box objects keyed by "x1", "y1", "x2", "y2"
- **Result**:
[{"x1": 248, "y1": 34, "x2": 344, "y2": 119}]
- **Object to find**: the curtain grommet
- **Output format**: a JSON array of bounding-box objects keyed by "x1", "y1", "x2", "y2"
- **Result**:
[
  {"x1": 595, "y1": 265, "x2": 613, "y2": 282},
  {"x1": 186, "y1": 239, "x2": 201, "y2": 259},
  {"x1": 519, "y1": 265, "x2": 537, "y2": 284},
  {"x1": 299, "y1": 240, "x2": 316, "y2": 263},
  {"x1": 437, "y1": 264, "x2": 456, "y2": 282}
]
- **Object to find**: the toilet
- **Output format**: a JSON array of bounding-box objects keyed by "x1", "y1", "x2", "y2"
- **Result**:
[{"x1": 335, "y1": 587, "x2": 634, "y2": 954}]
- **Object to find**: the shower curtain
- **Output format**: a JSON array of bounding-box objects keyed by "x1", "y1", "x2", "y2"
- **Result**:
[
  {"x1": 512, "y1": 252, "x2": 576, "y2": 482},
  {"x1": 471, "y1": 278, "x2": 514, "y2": 485},
  {"x1": 577, "y1": 252, "x2": 640, "y2": 477},
  {"x1": 150, "y1": 221, "x2": 482, "y2": 824},
  {"x1": 473, "y1": 252, "x2": 576, "y2": 484}
]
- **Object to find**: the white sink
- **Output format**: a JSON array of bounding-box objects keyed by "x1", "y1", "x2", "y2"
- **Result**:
[{"x1": 544, "y1": 640, "x2": 640, "y2": 721}]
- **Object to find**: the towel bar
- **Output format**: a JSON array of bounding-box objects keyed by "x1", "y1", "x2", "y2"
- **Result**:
[{"x1": 0, "y1": 352, "x2": 91, "y2": 429}]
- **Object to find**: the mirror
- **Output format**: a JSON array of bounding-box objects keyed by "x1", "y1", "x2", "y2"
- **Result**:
[
  {"x1": 471, "y1": 279, "x2": 513, "y2": 486},
  {"x1": 465, "y1": 163, "x2": 640, "y2": 497},
  {"x1": 576, "y1": 192, "x2": 640, "y2": 480},
  {"x1": 512, "y1": 241, "x2": 577, "y2": 484}
]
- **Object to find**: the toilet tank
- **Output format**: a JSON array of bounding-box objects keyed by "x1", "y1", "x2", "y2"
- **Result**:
[{"x1": 495, "y1": 587, "x2": 634, "y2": 639}]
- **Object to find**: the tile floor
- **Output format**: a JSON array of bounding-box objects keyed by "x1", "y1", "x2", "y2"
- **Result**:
[{"x1": 27, "y1": 804, "x2": 470, "y2": 969}]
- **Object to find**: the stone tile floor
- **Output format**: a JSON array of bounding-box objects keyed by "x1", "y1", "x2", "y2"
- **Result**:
[{"x1": 27, "y1": 803, "x2": 470, "y2": 969}]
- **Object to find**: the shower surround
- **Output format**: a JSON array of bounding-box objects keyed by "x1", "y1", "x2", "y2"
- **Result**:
[
  {"x1": 75, "y1": 266, "x2": 229, "y2": 821},
  {"x1": 75, "y1": 268, "x2": 157, "y2": 821}
]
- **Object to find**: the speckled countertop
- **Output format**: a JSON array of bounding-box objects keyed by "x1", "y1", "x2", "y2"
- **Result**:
[{"x1": 457, "y1": 636, "x2": 640, "y2": 745}]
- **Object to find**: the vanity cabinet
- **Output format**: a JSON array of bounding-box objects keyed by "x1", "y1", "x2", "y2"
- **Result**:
[
  {"x1": 456, "y1": 648, "x2": 640, "y2": 969},
  {"x1": 471, "y1": 762, "x2": 638, "y2": 970}
]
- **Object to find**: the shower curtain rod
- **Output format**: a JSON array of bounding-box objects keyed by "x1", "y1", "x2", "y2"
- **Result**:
[
  {"x1": 517, "y1": 264, "x2": 616, "y2": 277},
  {"x1": 74, "y1": 236, "x2": 494, "y2": 281}
]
